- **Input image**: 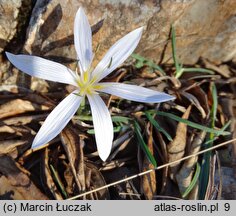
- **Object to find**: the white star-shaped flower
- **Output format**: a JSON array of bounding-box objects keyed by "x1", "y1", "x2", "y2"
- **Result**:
[{"x1": 6, "y1": 8, "x2": 175, "y2": 161}]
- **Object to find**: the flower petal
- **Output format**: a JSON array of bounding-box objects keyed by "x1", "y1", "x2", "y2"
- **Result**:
[
  {"x1": 87, "y1": 94, "x2": 113, "y2": 161},
  {"x1": 6, "y1": 52, "x2": 78, "y2": 86},
  {"x1": 74, "y1": 7, "x2": 93, "y2": 73},
  {"x1": 32, "y1": 90, "x2": 83, "y2": 149},
  {"x1": 92, "y1": 27, "x2": 143, "y2": 82},
  {"x1": 98, "y1": 82, "x2": 176, "y2": 103}
]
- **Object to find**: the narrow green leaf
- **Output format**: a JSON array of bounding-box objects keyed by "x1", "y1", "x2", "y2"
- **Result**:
[
  {"x1": 171, "y1": 25, "x2": 180, "y2": 72},
  {"x1": 199, "y1": 83, "x2": 218, "y2": 199},
  {"x1": 145, "y1": 112, "x2": 173, "y2": 141},
  {"x1": 182, "y1": 67, "x2": 215, "y2": 74},
  {"x1": 211, "y1": 83, "x2": 218, "y2": 124},
  {"x1": 170, "y1": 26, "x2": 214, "y2": 79},
  {"x1": 134, "y1": 121, "x2": 157, "y2": 167},
  {"x1": 146, "y1": 61, "x2": 166, "y2": 75},
  {"x1": 87, "y1": 126, "x2": 123, "y2": 134},
  {"x1": 50, "y1": 164, "x2": 68, "y2": 198},
  {"x1": 75, "y1": 115, "x2": 92, "y2": 121},
  {"x1": 111, "y1": 116, "x2": 131, "y2": 124},
  {"x1": 131, "y1": 53, "x2": 146, "y2": 61},
  {"x1": 131, "y1": 53, "x2": 166, "y2": 75},
  {"x1": 76, "y1": 97, "x2": 86, "y2": 115},
  {"x1": 135, "y1": 61, "x2": 144, "y2": 68},
  {"x1": 182, "y1": 163, "x2": 201, "y2": 198},
  {"x1": 76, "y1": 115, "x2": 131, "y2": 124},
  {"x1": 147, "y1": 110, "x2": 230, "y2": 136},
  {"x1": 219, "y1": 120, "x2": 231, "y2": 132}
]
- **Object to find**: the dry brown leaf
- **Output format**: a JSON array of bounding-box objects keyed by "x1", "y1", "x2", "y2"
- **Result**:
[
  {"x1": 219, "y1": 97, "x2": 236, "y2": 178},
  {"x1": 205, "y1": 154, "x2": 217, "y2": 199},
  {"x1": 175, "y1": 131, "x2": 206, "y2": 197},
  {"x1": 100, "y1": 157, "x2": 132, "y2": 171},
  {"x1": 0, "y1": 99, "x2": 50, "y2": 119},
  {"x1": 3, "y1": 114, "x2": 48, "y2": 126},
  {"x1": 187, "y1": 84, "x2": 210, "y2": 118},
  {"x1": 107, "y1": 130, "x2": 133, "y2": 161},
  {"x1": 154, "y1": 130, "x2": 169, "y2": 195},
  {"x1": 142, "y1": 123, "x2": 156, "y2": 200},
  {"x1": 23, "y1": 93, "x2": 55, "y2": 108},
  {"x1": 144, "y1": 76, "x2": 178, "y2": 90},
  {"x1": 139, "y1": 66, "x2": 158, "y2": 79},
  {"x1": 188, "y1": 183, "x2": 199, "y2": 200},
  {"x1": 60, "y1": 125, "x2": 85, "y2": 193},
  {"x1": 41, "y1": 148, "x2": 63, "y2": 200},
  {"x1": 0, "y1": 85, "x2": 32, "y2": 94},
  {"x1": 10, "y1": 125, "x2": 35, "y2": 136},
  {"x1": 0, "y1": 140, "x2": 29, "y2": 158},
  {"x1": 84, "y1": 161, "x2": 110, "y2": 199},
  {"x1": 0, "y1": 155, "x2": 48, "y2": 200},
  {"x1": 0, "y1": 125, "x2": 17, "y2": 141},
  {"x1": 181, "y1": 91, "x2": 206, "y2": 118},
  {"x1": 64, "y1": 163, "x2": 75, "y2": 196},
  {"x1": 61, "y1": 126, "x2": 109, "y2": 199},
  {"x1": 203, "y1": 59, "x2": 231, "y2": 78},
  {"x1": 0, "y1": 125, "x2": 15, "y2": 134},
  {"x1": 168, "y1": 105, "x2": 192, "y2": 180},
  {"x1": 101, "y1": 166, "x2": 138, "y2": 199}
]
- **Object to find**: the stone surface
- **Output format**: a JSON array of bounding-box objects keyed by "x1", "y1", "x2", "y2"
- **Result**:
[
  {"x1": 21, "y1": 0, "x2": 236, "y2": 68},
  {"x1": 0, "y1": 0, "x2": 22, "y2": 53},
  {"x1": 215, "y1": 167, "x2": 236, "y2": 200},
  {"x1": 0, "y1": 0, "x2": 32, "y2": 85}
]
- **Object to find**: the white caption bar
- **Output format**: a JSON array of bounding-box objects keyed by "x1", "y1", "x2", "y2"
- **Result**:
[{"x1": 0, "y1": 200, "x2": 234, "y2": 216}]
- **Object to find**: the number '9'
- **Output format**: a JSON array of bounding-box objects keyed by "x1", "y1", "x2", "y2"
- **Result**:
[{"x1": 224, "y1": 203, "x2": 230, "y2": 211}]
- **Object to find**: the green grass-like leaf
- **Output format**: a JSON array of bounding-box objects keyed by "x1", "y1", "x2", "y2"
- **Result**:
[
  {"x1": 50, "y1": 164, "x2": 68, "y2": 199},
  {"x1": 182, "y1": 68, "x2": 215, "y2": 74},
  {"x1": 147, "y1": 110, "x2": 230, "y2": 136},
  {"x1": 210, "y1": 83, "x2": 218, "y2": 125},
  {"x1": 145, "y1": 112, "x2": 173, "y2": 141},
  {"x1": 182, "y1": 162, "x2": 201, "y2": 198},
  {"x1": 111, "y1": 116, "x2": 131, "y2": 124},
  {"x1": 219, "y1": 120, "x2": 231, "y2": 132},
  {"x1": 87, "y1": 126, "x2": 124, "y2": 134},
  {"x1": 170, "y1": 25, "x2": 214, "y2": 79},
  {"x1": 199, "y1": 83, "x2": 218, "y2": 199},
  {"x1": 76, "y1": 115, "x2": 131, "y2": 124},
  {"x1": 131, "y1": 53, "x2": 166, "y2": 75},
  {"x1": 171, "y1": 25, "x2": 181, "y2": 73},
  {"x1": 133, "y1": 120, "x2": 157, "y2": 167}
]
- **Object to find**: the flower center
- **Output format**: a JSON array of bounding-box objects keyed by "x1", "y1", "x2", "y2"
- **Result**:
[{"x1": 77, "y1": 70, "x2": 103, "y2": 96}]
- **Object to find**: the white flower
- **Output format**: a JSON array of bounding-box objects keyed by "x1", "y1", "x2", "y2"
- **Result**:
[{"x1": 6, "y1": 7, "x2": 175, "y2": 161}]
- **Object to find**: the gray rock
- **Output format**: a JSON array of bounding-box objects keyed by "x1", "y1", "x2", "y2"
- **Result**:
[
  {"x1": 215, "y1": 167, "x2": 236, "y2": 200},
  {"x1": 0, "y1": 0, "x2": 32, "y2": 85},
  {"x1": 0, "y1": 0, "x2": 22, "y2": 53},
  {"x1": 22, "y1": 0, "x2": 236, "y2": 67}
]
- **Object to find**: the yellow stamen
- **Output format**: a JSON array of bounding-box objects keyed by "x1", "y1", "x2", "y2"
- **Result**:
[
  {"x1": 83, "y1": 71, "x2": 89, "y2": 83},
  {"x1": 93, "y1": 84, "x2": 104, "y2": 90}
]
